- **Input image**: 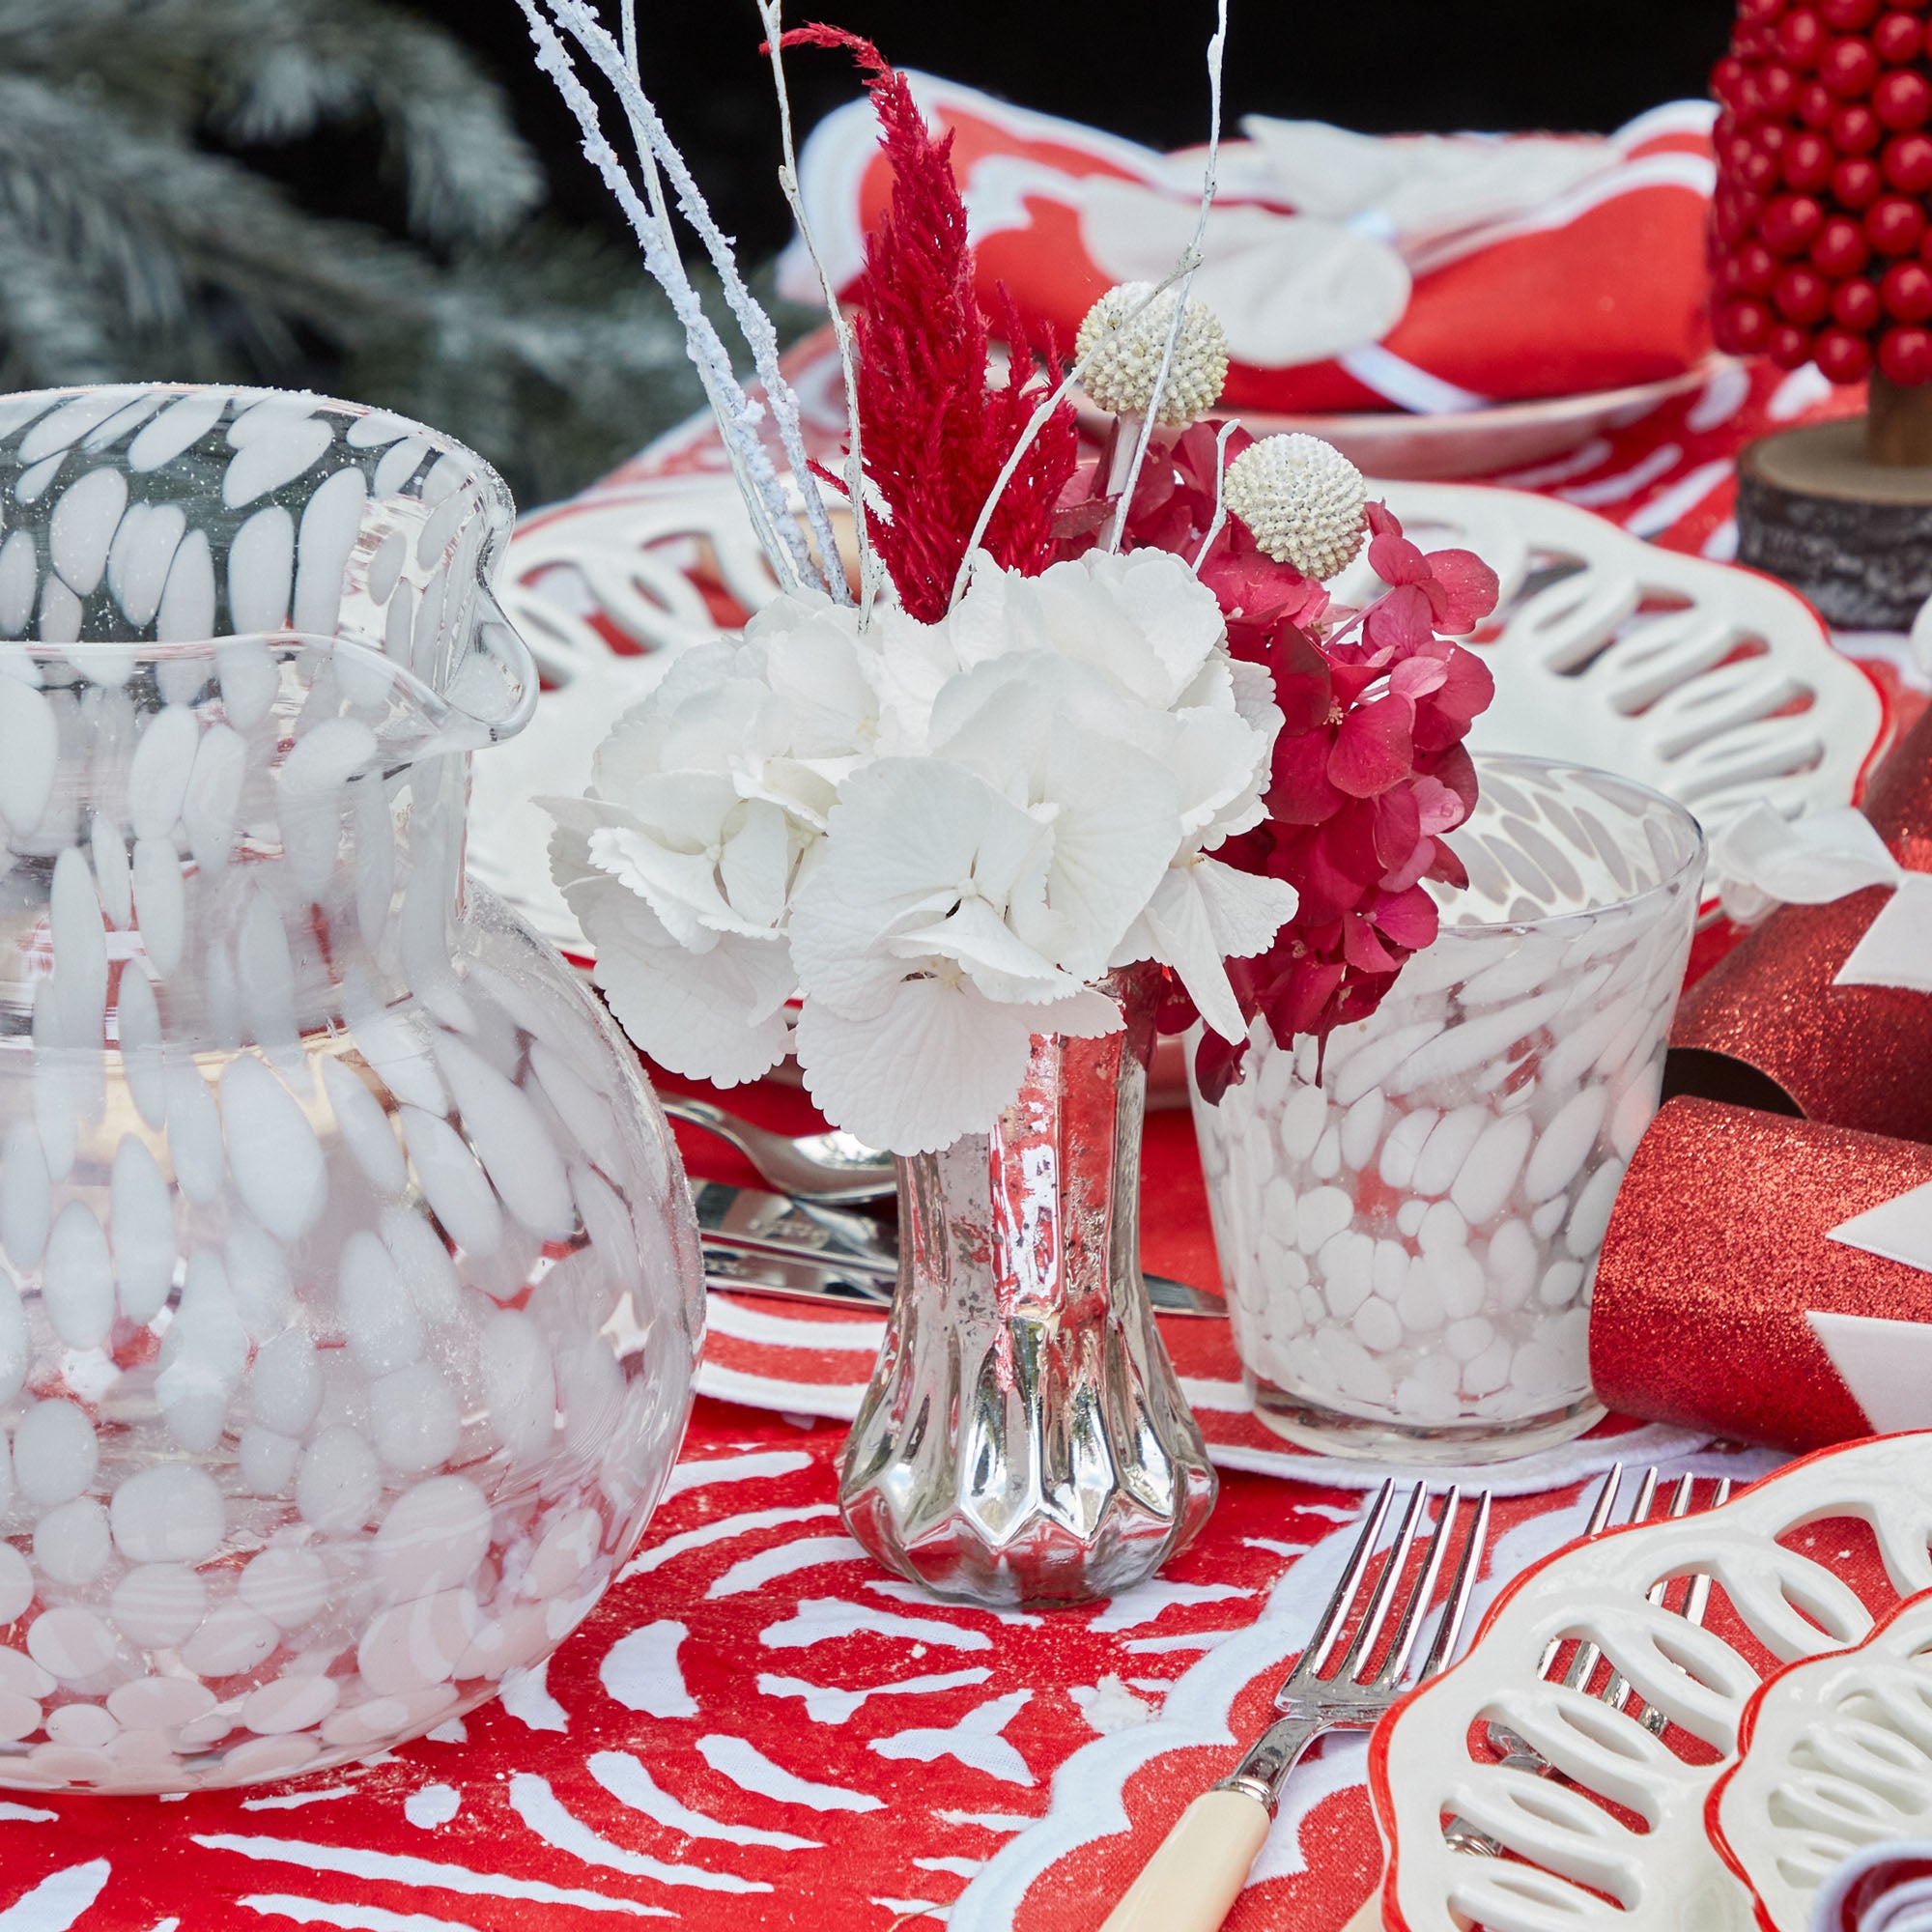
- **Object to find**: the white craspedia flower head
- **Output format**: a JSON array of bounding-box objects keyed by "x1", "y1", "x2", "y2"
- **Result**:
[
  {"x1": 1222, "y1": 434, "x2": 1369, "y2": 580},
  {"x1": 1076, "y1": 281, "x2": 1229, "y2": 426}
]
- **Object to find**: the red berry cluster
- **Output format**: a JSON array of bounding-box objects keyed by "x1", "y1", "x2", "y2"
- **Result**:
[{"x1": 1713, "y1": 0, "x2": 1932, "y2": 384}]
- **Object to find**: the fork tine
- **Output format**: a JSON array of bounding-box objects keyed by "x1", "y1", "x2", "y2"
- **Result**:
[
  {"x1": 1605, "y1": 1474, "x2": 1699, "y2": 1714},
  {"x1": 1681, "y1": 1478, "x2": 1733, "y2": 1631},
  {"x1": 1419, "y1": 1490, "x2": 1492, "y2": 1682},
  {"x1": 1286, "y1": 1480, "x2": 1396, "y2": 1688},
  {"x1": 1372, "y1": 1486, "x2": 1462, "y2": 1690},
  {"x1": 1532, "y1": 1464, "x2": 1626, "y2": 1681},
  {"x1": 1564, "y1": 1465, "x2": 1662, "y2": 1692},
  {"x1": 1334, "y1": 1484, "x2": 1429, "y2": 1684}
]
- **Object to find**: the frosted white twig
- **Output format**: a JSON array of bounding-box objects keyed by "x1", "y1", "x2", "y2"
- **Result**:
[
  {"x1": 754, "y1": 0, "x2": 884, "y2": 619},
  {"x1": 1192, "y1": 418, "x2": 1241, "y2": 574},
  {"x1": 1106, "y1": 0, "x2": 1229, "y2": 554},
  {"x1": 945, "y1": 261, "x2": 1201, "y2": 611},
  {"x1": 547, "y1": 0, "x2": 847, "y2": 603},
  {"x1": 518, "y1": 0, "x2": 828, "y2": 596}
]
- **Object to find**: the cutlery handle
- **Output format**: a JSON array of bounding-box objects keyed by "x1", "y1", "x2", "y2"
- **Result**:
[{"x1": 1096, "y1": 1787, "x2": 1271, "y2": 1932}]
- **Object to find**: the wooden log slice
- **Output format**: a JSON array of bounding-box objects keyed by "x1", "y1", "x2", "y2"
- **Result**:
[{"x1": 1737, "y1": 416, "x2": 1932, "y2": 628}]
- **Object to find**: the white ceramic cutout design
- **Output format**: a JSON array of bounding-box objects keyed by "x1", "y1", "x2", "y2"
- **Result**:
[
  {"x1": 488, "y1": 475, "x2": 1879, "y2": 957},
  {"x1": 1332, "y1": 482, "x2": 1882, "y2": 845},
  {"x1": 1713, "y1": 1590, "x2": 1932, "y2": 1931},
  {"x1": 1372, "y1": 1434, "x2": 1932, "y2": 1932}
]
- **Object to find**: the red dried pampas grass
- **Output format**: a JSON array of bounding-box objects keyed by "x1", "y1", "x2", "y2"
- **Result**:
[{"x1": 781, "y1": 26, "x2": 1078, "y2": 619}]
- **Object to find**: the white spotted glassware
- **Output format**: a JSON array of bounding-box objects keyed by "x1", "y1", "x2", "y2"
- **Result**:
[
  {"x1": 0, "y1": 386, "x2": 702, "y2": 1791},
  {"x1": 1191, "y1": 755, "x2": 1704, "y2": 1463}
]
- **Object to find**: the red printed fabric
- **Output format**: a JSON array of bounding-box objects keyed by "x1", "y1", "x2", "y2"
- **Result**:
[
  {"x1": 0, "y1": 1390, "x2": 1773, "y2": 1932},
  {"x1": 782, "y1": 80, "x2": 1719, "y2": 413}
]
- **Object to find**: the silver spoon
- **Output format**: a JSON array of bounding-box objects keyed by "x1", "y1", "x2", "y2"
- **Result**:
[{"x1": 662, "y1": 1094, "x2": 897, "y2": 1204}]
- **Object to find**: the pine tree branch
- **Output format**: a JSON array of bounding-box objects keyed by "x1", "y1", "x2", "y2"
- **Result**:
[{"x1": 0, "y1": 3, "x2": 780, "y2": 503}]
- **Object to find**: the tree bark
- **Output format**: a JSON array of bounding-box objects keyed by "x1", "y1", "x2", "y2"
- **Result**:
[{"x1": 1867, "y1": 372, "x2": 1932, "y2": 467}]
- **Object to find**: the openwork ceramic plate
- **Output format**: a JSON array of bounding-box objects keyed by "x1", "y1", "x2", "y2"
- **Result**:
[
  {"x1": 480, "y1": 474, "x2": 1884, "y2": 956},
  {"x1": 1369, "y1": 1433, "x2": 1932, "y2": 1932},
  {"x1": 1208, "y1": 361, "x2": 1724, "y2": 483},
  {"x1": 1332, "y1": 482, "x2": 1884, "y2": 851},
  {"x1": 1710, "y1": 1589, "x2": 1932, "y2": 1932}
]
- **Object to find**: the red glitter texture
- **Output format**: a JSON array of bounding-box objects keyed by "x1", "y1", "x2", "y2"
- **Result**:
[
  {"x1": 1671, "y1": 697, "x2": 1932, "y2": 1141},
  {"x1": 781, "y1": 26, "x2": 1079, "y2": 619},
  {"x1": 1592, "y1": 1095, "x2": 1932, "y2": 1450}
]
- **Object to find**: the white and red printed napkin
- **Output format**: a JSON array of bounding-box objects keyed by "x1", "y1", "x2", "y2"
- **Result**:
[{"x1": 783, "y1": 79, "x2": 1719, "y2": 413}]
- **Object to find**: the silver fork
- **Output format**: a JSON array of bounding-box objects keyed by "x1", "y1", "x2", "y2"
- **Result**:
[
  {"x1": 1098, "y1": 1480, "x2": 1492, "y2": 1932},
  {"x1": 1446, "y1": 1462, "x2": 1733, "y2": 1857}
]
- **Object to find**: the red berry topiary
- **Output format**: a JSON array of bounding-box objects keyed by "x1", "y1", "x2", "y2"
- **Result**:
[{"x1": 1715, "y1": 0, "x2": 1932, "y2": 387}]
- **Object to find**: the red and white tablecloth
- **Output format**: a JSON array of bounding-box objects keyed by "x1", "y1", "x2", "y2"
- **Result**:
[{"x1": 10, "y1": 352, "x2": 1920, "y2": 1930}]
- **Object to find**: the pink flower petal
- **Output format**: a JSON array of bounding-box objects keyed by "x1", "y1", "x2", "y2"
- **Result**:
[
  {"x1": 1269, "y1": 728, "x2": 1346, "y2": 824},
  {"x1": 1363, "y1": 584, "x2": 1435, "y2": 654},
  {"x1": 1327, "y1": 694, "x2": 1415, "y2": 798},
  {"x1": 1422, "y1": 549, "x2": 1502, "y2": 632},
  {"x1": 1389, "y1": 655, "x2": 1449, "y2": 702},
  {"x1": 1369, "y1": 530, "x2": 1429, "y2": 586},
  {"x1": 1408, "y1": 774, "x2": 1467, "y2": 837},
  {"x1": 1343, "y1": 912, "x2": 1399, "y2": 973},
  {"x1": 1373, "y1": 883, "x2": 1439, "y2": 951}
]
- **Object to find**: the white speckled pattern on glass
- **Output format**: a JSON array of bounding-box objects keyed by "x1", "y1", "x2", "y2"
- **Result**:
[
  {"x1": 1191, "y1": 755, "x2": 1704, "y2": 1463},
  {"x1": 0, "y1": 385, "x2": 703, "y2": 1793}
]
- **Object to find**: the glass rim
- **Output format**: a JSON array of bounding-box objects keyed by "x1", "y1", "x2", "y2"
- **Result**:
[
  {"x1": 0, "y1": 381, "x2": 536, "y2": 745},
  {"x1": 0, "y1": 621, "x2": 535, "y2": 749},
  {"x1": 1431, "y1": 751, "x2": 1708, "y2": 940}
]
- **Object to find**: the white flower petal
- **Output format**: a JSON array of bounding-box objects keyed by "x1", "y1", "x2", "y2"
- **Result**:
[
  {"x1": 794, "y1": 975, "x2": 1122, "y2": 1154},
  {"x1": 790, "y1": 759, "x2": 1056, "y2": 1009},
  {"x1": 1194, "y1": 854, "x2": 1299, "y2": 957},
  {"x1": 890, "y1": 897, "x2": 1083, "y2": 1005},
  {"x1": 561, "y1": 853, "x2": 794, "y2": 1088},
  {"x1": 717, "y1": 797, "x2": 794, "y2": 928},
  {"x1": 926, "y1": 660, "x2": 1188, "y2": 975},
  {"x1": 1126, "y1": 859, "x2": 1297, "y2": 1043}
]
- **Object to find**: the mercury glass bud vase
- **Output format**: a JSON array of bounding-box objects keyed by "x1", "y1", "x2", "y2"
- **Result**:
[
  {"x1": 838, "y1": 966, "x2": 1216, "y2": 1607},
  {"x1": 0, "y1": 385, "x2": 702, "y2": 1793}
]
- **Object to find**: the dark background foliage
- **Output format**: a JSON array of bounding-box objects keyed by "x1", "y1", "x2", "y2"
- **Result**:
[{"x1": 436, "y1": 0, "x2": 1738, "y2": 260}]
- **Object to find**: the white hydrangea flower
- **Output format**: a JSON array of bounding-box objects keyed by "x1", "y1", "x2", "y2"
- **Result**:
[
  {"x1": 1077, "y1": 282, "x2": 1230, "y2": 425},
  {"x1": 551, "y1": 819, "x2": 796, "y2": 1086},
  {"x1": 1223, "y1": 433, "x2": 1368, "y2": 580},
  {"x1": 553, "y1": 548, "x2": 1297, "y2": 1151},
  {"x1": 788, "y1": 758, "x2": 1131, "y2": 1151},
  {"x1": 949, "y1": 547, "x2": 1226, "y2": 713}
]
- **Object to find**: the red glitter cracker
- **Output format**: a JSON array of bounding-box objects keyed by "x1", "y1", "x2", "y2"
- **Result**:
[{"x1": 1593, "y1": 1094, "x2": 1932, "y2": 1450}]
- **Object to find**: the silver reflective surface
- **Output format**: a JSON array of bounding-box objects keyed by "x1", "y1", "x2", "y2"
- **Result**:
[{"x1": 838, "y1": 967, "x2": 1216, "y2": 1607}]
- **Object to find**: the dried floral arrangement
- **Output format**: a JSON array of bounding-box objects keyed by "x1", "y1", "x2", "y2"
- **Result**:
[{"x1": 522, "y1": 2, "x2": 1497, "y2": 1150}]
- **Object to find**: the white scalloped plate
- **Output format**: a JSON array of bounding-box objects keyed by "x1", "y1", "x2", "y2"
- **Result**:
[
  {"x1": 1711, "y1": 1589, "x2": 1932, "y2": 1932},
  {"x1": 479, "y1": 476, "x2": 1886, "y2": 956},
  {"x1": 1076, "y1": 362, "x2": 1726, "y2": 484},
  {"x1": 1369, "y1": 1433, "x2": 1932, "y2": 1932}
]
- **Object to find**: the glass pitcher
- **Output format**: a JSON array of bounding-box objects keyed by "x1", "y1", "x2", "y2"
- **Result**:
[{"x1": 0, "y1": 384, "x2": 701, "y2": 1791}]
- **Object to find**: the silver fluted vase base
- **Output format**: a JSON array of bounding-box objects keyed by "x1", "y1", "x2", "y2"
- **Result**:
[{"x1": 838, "y1": 967, "x2": 1216, "y2": 1607}]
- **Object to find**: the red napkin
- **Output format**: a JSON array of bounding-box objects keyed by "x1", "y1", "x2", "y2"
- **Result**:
[{"x1": 785, "y1": 77, "x2": 1718, "y2": 414}]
